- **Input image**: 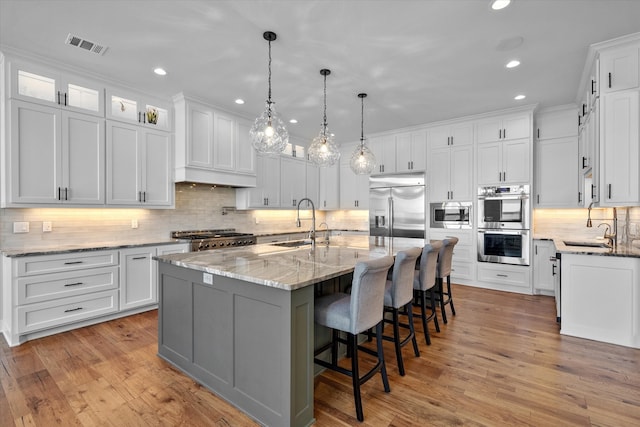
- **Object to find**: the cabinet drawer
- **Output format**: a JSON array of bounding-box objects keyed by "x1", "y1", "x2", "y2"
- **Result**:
[
  {"x1": 17, "y1": 290, "x2": 119, "y2": 334},
  {"x1": 17, "y1": 266, "x2": 119, "y2": 305},
  {"x1": 450, "y1": 261, "x2": 473, "y2": 281},
  {"x1": 477, "y1": 264, "x2": 530, "y2": 288},
  {"x1": 429, "y1": 230, "x2": 472, "y2": 246},
  {"x1": 17, "y1": 251, "x2": 118, "y2": 276}
]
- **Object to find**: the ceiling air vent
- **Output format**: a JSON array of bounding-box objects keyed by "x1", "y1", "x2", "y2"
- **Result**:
[{"x1": 65, "y1": 33, "x2": 108, "y2": 56}]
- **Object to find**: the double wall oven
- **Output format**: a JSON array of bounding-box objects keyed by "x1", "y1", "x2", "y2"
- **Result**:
[{"x1": 477, "y1": 185, "x2": 530, "y2": 266}]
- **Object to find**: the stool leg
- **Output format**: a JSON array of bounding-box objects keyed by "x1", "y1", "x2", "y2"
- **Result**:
[
  {"x1": 331, "y1": 329, "x2": 339, "y2": 364},
  {"x1": 430, "y1": 289, "x2": 440, "y2": 333},
  {"x1": 420, "y1": 291, "x2": 431, "y2": 345},
  {"x1": 391, "y1": 308, "x2": 405, "y2": 376},
  {"x1": 406, "y1": 301, "x2": 420, "y2": 357},
  {"x1": 349, "y1": 333, "x2": 364, "y2": 422},
  {"x1": 448, "y1": 276, "x2": 456, "y2": 316},
  {"x1": 376, "y1": 321, "x2": 391, "y2": 393},
  {"x1": 438, "y1": 278, "x2": 448, "y2": 324}
]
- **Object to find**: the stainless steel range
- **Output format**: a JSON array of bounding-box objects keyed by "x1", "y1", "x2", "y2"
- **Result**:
[{"x1": 172, "y1": 229, "x2": 256, "y2": 251}]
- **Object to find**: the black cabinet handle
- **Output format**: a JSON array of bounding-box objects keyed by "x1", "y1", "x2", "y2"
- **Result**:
[
  {"x1": 64, "y1": 92, "x2": 67, "y2": 106},
  {"x1": 132, "y1": 256, "x2": 147, "y2": 260},
  {"x1": 582, "y1": 156, "x2": 587, "y2": 169},
  {"x1": 537, "y1": 194, "x2": 540, "y2": 204},
  {"x1": 64, "y1": 282, "x2": 84, "y2": 287},
  {"x1": 58, "y1": 187, "x2": 61, "y2": 201},
  {"x1": 57, "y1": 91, "x2": 61, "y2": 105},
  {"x1": 591, "y1": 79, "x2": 596, "y2": 95},
  {"x1": 537, "y1": 128, "x2": 540, "y2": 139},
  {"x1": 591, "y1": 184, "x2": 595, "y2": 199},
  {"x1": 578, "y1": 191, "x2": 582, "y2": 203},
  {"x1": 64, "y1": 261, "x2": 83, "y2": 265},
  {"x1": 64, "y1": 307, "x2": 83, "y2": 313},
  {"x1": 552, "y1": 264, "x2": 557, "y2": 276},
  {"x1": 65, "y1": 187, "x2": 68, "y2": 201},
  {"x1": 578, "y1": 114, "x2": 581, "y2": 126},
  {"x1": 503, "y1": 128, "x2": 506, "y2": 139},
  {"x1": 323, "y1": 200, "x2": 326, "y2": 208},
  {"x1": 497, "y1": 274, "x2": 508, "y2": 278},
  {"x1": 608, "y1": 184, "x2": 612, "y2": 199},
  {"x1": 608, "y1": 72, "x2": 612, "y2": 88},
  {"x1": 582, "y1": 104, "x2": 586, "y2": 117}
]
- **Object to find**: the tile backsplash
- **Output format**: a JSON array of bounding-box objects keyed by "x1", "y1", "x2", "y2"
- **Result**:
[{"x1": 0, "y1": 183, "x2": 368, "y2": 251}]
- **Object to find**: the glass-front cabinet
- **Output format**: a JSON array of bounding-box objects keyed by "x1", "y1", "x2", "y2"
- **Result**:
[
  {"x1": 106, "y1": 88, "x2": 171, "y2": 131},
  {"x1": 10, "y1": 59, "x2": 104, "y2": 116}
]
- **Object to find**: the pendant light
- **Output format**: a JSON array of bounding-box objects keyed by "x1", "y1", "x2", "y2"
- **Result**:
[
  {"x1": 308, "y1": 69, "x2": 340, "y2": 167},
  {"x1": 250, "y1": 31, "x2": 288, "y2": 155},
  {"x1": 349, "y1": 93, "x2": 376, "y2": 175}
]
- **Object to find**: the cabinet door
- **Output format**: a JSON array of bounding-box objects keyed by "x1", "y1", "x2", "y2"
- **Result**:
[
  {"x1": 503, "y1": 114, "x2": 530, "y2": 140},
  {"x1": 600, "y1": 46, "x2": 639, "y2": 93},
  {"x1": 428, "y1": 125, "x2": 452, "y2": 149},
  {"x1": 370, "y1": 135, "x2": 396, "y2": 174},
  {"x1": 450, "y1": 145, "x2": 473, "y2": 201},
  {"x1": 62, "y1": 111, "x2": 105, "y2": 204},
  {"x1": 503, "y1": 138, "x2": 530, "y2": 184},
  {"x1": 410, "y1": 130, "x2": 427, "y2": 171},
  {"x1": 142, "y1": 130, "x2": 173, "y2": 206},
  {"x1": 535, "y1": 137, "x2": 578, "y2": 207},
  {"x1": 262, "y1": 155, "x2": 281, "y2": 207},
  {"x1": 395, "y1": 133, "x2": 412, "y2": 172},
  {"x1": 476, "y1": 118, "x2": 503, "y2": 144},
  {"x1": 476, "y1": 142, "x2": 501, "y2": 185},
  {"x1": 339, "y1": 163, "x2": 360, "y2": 209},
  {"x1": 533, "y1": 241, "x2": 556, "y2": 293},
  {"x1": 601, "y1": 90, "x2": 640, "y2": 205},
  {"x1": 106, "y1": 121, "x2": 142, "y2": 205},
  {"x1": 319, "y1": 162, "x2": 339, "y2": 210},
  {"x1": 428, "y1": 148, "x2": 450, "y2": 202},
  {"x1": 536, "y1": 108, "x2": 578, "y2": 140},
  {"x1": 9, "y1": 101, "x2": 61, "y2": 204},
  {"x1": 281, "y1": 157, "x2": 306, "y2": 208},
  {"x1": 120, "y1": 247, "x2": 157, "y2": 310},
  {"x1": 305, "y1": 162, "x2": 319, "y2": 208},
  {"x1": 237, "y1": 120, "x2": 256, "y2": 174},
  {"x1": 213, "y1": 112, "x2": 236, "y2": 171},
  {"x1": 451, "y1": 122, "x2": 474, "y2": 146}
]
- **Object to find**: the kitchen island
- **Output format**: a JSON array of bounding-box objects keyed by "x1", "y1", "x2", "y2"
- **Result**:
[{"x1": 154, "y1": 236, "x2": 424, "y2": 427}]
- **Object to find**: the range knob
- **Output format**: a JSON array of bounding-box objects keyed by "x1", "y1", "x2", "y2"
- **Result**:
[
  {"x1": 211, "y1": 243, "x2": 217, "y2": 247},
  {"x1": 226, "y1": 242, "x2": 231, "y2": 246}
]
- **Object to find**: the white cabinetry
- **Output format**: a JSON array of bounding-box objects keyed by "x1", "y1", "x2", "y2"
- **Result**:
[
  {"x1": 173, "y1": 94, "x2": 256, "y2": 187},
  {"x1": 395, "y1": 130, "x2": 427, "y2": 172},
  {"x1": 429, "y1": 122, "x2": 473, "y2": 149},
  {"x1": 339, "y1": 162, "x2": 369, "y2": 209},
  {"x1": 599, "y1": 45, "x2": 639, "y2": 93},
  {"x1": 106, "y1": 88, "x2": 171, "y2": 131},
  {"x1": 561, "y1": 254, "x2": 640, "y2": 349},
  {"x1": 429, "y1": 229, "x2": 474, "y2": 283},
  {"x1": 429, "y1": 130, "x2": 473, "y2": 202},
  {"x1": 532, "y1": 240, "x2": 558, "y2": 296},
  {"x1": 9, "y1": 59, "x2": 104, "y2": 116},
  {"x1": 600, "y1": 90, "x2": 640, "y2": 205},
  {"x1": 236, "y1": 154, "x2": 281, "y2": 208},
  {"x1": 319, "y1": 162, "x2": 339, "y2": 210},
  {"x1": 476, "y1": 114, "x2": 530, "y2": 144},
  {"x1": 476, "y1": 263, "x2": 531, "y2": 294},
  {"x1": 477, "y1": 138, "x2": 530, "y2": 185},
  {"x1": 534, "y1": 107, "x2": 579, "y2": 207},
  {"x1": 281, "y1": 156, "x2": 306, "y2": 208},
  {"x1": 106, "y1": 121, "x2": 173, "y2": 207},
  {"x1": 305, "y1": 161, "x2": 319, "y2": 208},
  {"x1": 369, "y1": 135, "x2": 396, "y2": 174},
  {"x1": 4, "y1": 100, "x2": 104, "y2": 206}
]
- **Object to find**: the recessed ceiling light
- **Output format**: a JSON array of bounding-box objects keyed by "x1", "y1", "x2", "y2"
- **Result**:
[
  {"x1": 289, "y1": 119, "x2": 298, "y2": 124},
  {"x1": 514, "y1": 94, "x2": 526, "y2": 100},
  {"x1": 506, "y1": 60, "x2": 520, "y2": 68},
  {"x1": 153, "y1": 67, "x2": 167, "y2": 76},
  {"x1": 235, "y1": 99, "x2": 245, "y2": 105},
  {"x1": 490, "y1": 0, "x2": 511, "y2": 10}
]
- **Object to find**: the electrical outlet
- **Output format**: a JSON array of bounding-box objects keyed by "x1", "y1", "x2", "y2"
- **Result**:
[
  {"x1": 255, "y1": 217, "x2": 260, "y2": 224},
  {"x1": 131, "y1": 219, "x2": 139, "y2": 229},
  {"x1": 13, "y1": 222, "x2": 29, "y2": 233},
  {"x1": 43, "y1": 221, "x2": 52, "y2": 232}
]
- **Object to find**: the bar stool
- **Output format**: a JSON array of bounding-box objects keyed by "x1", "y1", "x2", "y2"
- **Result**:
[
  {"x1": 435, "y1": 237, "x2": 458, "y2": 324},
  {"x1": 381, "y1": 247, "x2": 422, "y2": 376},
  {"x1": 314, "y1": 256, "x2": 394, "y2": 422},
  {"x1": 413, "y1": 241, "x2": 442, "y2": 345}
]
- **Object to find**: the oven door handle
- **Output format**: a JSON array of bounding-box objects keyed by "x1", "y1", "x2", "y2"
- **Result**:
[
  {"x1": 478, "y1": 229, "x2": 528, "y2": 236},
  {"x1": 479, "y1": 195, "x2": 529, "y2": 201}
]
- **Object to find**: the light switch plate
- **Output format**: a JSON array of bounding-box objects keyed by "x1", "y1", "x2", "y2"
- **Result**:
[
  {"x1": 43, "y1": 221, "x2": 52, "y2": 232},
  {"x1": 13, "y1": 222, "x2": 29, "y2": 233},
  {"x1": 203, "y1": 273, "x2": 213, "y2": 285}
]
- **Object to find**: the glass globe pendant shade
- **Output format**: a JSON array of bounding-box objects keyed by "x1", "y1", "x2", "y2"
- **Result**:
[
  {"x1": 308, "y1": 126, "x2": 340, "y2": 166},
  {"x1": 350, "y1": 142, "x2": 377, "y2": 175},
  {"x1": 250, "y1": 101, "x2": 288, "y2": 154}
]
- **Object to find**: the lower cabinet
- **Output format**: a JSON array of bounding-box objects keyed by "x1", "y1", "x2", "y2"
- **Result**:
[
  {"x1": 532, "y1": 240, "x2": 558, "y2": 295},
  {"x1": 476, "y1": 263, "x2": 531, "y2": 293},
  {"x1": 429, "y1": 229, "x2": 475, "y2": 283},
  {"x1": 1, "y1": 242, "x2": 189, "y2": 346},
  {"x1": 561, "y1": 254, "x2": 640, "y2": 348}
]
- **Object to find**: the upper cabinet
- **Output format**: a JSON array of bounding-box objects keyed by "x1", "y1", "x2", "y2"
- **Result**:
[
  {"x1": 369, "y1": 134, "x2": 397, "y2": 174},
  {"x1": 3, "y1": 100, "x2": 105, "y2": 206},
  {"x1": 428, "y1": 121, "x2": 473, "y2": 202},
  {"x1": 535, "y1": 107, "x2": 579, "y2": 207},
  {"x1": 9, "y1": 59, "x2": 104, "y2": 117},
  {"x1": 395, "y1": 130, "x2": 427, "y2": 173},
  {"x1": 600, "y1": 45, "x2": 639, "y2": 94},
  {"x1": 106, "y1": 88, "x2": 171, "y2": 131},
  {"x1": 428, "y1": 122, "x2": 473, "y2": 149},
  {"x1": 319, "y1": 162, "x2": 339, "y2": 210},
  {"x1": 476, "y1": 113, "x2": 530, "y2": 144},
  {"x1": 173, "y1": 94, "x2": 256, "y2": 187}
]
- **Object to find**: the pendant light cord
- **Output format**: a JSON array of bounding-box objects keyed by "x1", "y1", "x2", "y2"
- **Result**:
[
  {"x1": 360, "y1": 95, "x2": 365, "y2": 147},
  {"x1": 267, "y1": 39, "x2": 273, "y2": 114},
  {"x1": 322, "y1": 72, "x2": 328, "y2": 136}
]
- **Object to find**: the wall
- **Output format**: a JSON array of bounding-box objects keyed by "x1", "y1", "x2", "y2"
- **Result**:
[
  {"x1": 534, "y1": 206, "x2": 640, "y2": 244},
  {"x1": 0, "y1": 183, "x2": 369, "y2": 251}
]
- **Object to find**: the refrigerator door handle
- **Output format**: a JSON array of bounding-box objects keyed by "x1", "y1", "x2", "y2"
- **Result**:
[{"x1": 388, "y1": 196, "x2": 394, "y2": 237}]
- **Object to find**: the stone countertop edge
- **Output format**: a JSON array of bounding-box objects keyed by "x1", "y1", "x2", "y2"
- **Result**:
[
  {"x1": 535, "y1": 235, "x2": 640, "y2": 258},
  {"x1": 253, "y1": 229, "x2": 367, "y2": 237},
  {"x1": 1, "y1": 239, "x2": 190, "y2": 258},
  {"x1": 154, "y1": 236, "x2": 425, "y2": 291}
]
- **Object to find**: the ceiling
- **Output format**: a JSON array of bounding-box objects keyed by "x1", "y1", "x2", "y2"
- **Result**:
[{"x1": 2, "y1": 0, "x2": 640, "y2": 144}]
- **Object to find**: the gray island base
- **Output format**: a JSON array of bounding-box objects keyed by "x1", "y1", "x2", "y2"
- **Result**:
[{"x1": 155, "y1": 236, "x2": 424, "y2": 427}]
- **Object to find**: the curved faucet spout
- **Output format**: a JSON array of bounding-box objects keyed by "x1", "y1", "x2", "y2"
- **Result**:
[{"x1": 296, "y1": 198, "x2": 316, "y2": 249}]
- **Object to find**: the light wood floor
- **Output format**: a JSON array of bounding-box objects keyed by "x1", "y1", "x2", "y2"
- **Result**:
[{"x1": 1, "y1": 284, "x2": 639, "y2": 426}]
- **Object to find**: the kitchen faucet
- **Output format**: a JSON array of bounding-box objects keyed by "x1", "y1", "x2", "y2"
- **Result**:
[
  {"x1": 318, "y1": 222, "x2": 330, "y2": 243},
  {"x1": 594, "y1": 207, "x2": 618, "y2": 248},
  {"x1": 586, "y1": 202, "x2": 594, "y2": 227},
  {"x1": 296, "y1": 198, "x2": 316, "y2": 249}
]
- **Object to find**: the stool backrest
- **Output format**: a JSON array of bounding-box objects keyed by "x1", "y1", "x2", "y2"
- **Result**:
[
  {"x1": 388, "y1": 247, "x2": 422, "y2": 308},
  {"x1": 350, "y1": 256, "x2": 395, "y2": 334},
  {"x1": 415, "y1": 241, "x2": 442, "y2": 291},
  {"x1": 436, "y1": 237, "x2": 458, "y2": 278}
]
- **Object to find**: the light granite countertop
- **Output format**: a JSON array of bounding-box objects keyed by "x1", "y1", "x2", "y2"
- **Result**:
[
  {"x1": 535, "y1": 235, "x2": 640, "y2": 258},
  {"x1": 154, "y1": 235, "x2": 426, "y2": 291},
  {"x1": 1, "y1": 239, "x2": 189, "y2": 258}
]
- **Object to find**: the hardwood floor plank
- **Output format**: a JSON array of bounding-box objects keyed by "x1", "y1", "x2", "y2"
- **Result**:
[{"x1": 1, "y1": 284, "x2": 639, "y2": 426}]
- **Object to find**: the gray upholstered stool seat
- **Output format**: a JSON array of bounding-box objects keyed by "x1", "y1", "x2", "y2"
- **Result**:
[
  {"x1": 314, "y1": 255, "x2": 394, "y2": 422},
  {"x1": 380, "y1": 247, "x2": 422, "y2": 376},
  {"x1": 435, "y1": 237, "x2": 458, "y2": 324},
  {"x1": 413, "y1": 241, "x2": 442, "y2": 345}
]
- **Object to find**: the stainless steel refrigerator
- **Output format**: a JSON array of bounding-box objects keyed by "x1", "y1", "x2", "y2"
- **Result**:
[{"x1": 369, "y1": 172, "x2": 426, "y2": 238}]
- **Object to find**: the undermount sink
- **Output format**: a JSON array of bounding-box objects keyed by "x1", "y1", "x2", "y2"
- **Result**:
[
  {"x1": 270, "y1": 240, "x2": 313, "y2": 248},
  {"x1": 562, "y1": 240, "x2": 611, "y2": 248}
]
